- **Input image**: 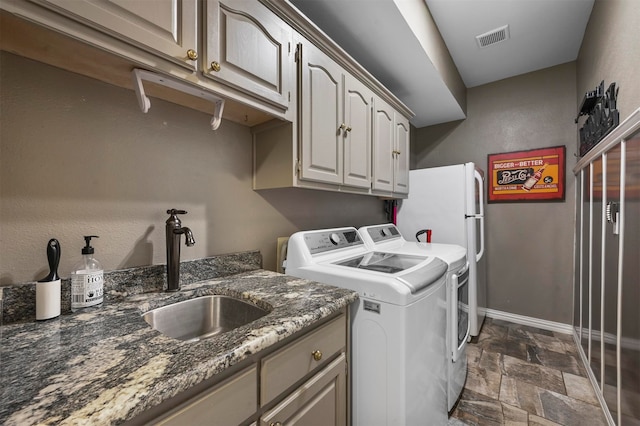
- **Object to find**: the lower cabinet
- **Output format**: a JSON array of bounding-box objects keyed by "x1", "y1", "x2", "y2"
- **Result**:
[
  {"x1": 260, "y1": 354, "x2": 346, "y2": 426},
  {"x1": 137, "y1": 311, "x2": 348, "y2": 426}
]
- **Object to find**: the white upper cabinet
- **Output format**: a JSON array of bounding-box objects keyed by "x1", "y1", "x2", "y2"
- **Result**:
[
  {"x1": 372, "y1": 98, "x2": 395, "y2": 192},
  {"x1": 394, "y1": 113, "x2": 410, "y2": 193},
  {"x1": 5, "y1": 0, "x2": 413, "y2": 196},
  {"x1": 204, "y1": 0, "x2": 292, "y2": 110},
  {"x1": 372, "y1": 96, "x2": 410, "y2": 194},
  {"x1": 298, "y1": 38, "x2": 372, "y2": 189},
  {"x1": 343, "y1": 73, "x2": 373, "y2": 188},
  {"x1": 31, "y1": 0, "x2": 198, "y2": 70},
  {"x1": 299, "y1": 41, "x2": 343, "y2": 185}
]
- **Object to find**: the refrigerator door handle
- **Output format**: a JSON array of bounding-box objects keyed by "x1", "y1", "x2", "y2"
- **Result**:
[
  {"x1": 476, "y1": 215, "x2": 485, "y2": 261},
  {"x1": 451, "y1": 273, "x2": 460, "y2": 362},
  {"x1": 474, "y1": 169, "x2": 485, "y2": 217}
]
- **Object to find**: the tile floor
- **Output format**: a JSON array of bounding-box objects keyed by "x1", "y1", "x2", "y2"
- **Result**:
[{"x1": 449, "y1": 318, "x2": 609, "y2": 425}]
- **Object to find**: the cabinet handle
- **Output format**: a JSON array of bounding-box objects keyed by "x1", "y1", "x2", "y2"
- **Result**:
[
  {"x1": 211, "y1": 61, "x2": 221, "y2": 72},
  {"x1": 186, "y1": 49, "x2": 198, "y2": 60},
  {"x1": 269, "y1": 422, "x2": 282, "y2": 426},
  {"x1": 312, "y1": 350, "x2": 322, "y2": 361}
]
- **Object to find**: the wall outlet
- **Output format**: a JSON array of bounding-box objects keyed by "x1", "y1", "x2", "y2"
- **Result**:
[{"x1": 276, "y1": 237, "x2": 289, "y2": 274}]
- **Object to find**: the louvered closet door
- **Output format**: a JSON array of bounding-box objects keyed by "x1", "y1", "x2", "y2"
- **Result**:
[
  {"x1": 574, "y1": 120, "x2": 640, "y2": 426},
  {"x1": 618, "y1": 134, "x2": 640, "y2": 425}
]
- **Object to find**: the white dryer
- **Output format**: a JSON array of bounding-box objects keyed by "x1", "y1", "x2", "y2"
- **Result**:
[
  {"x1": 358, "y1": 223, "x2": 469, "y2": 412},
  {"x1": 285, "y1": 227, "x2": 449, "y2": 426}
]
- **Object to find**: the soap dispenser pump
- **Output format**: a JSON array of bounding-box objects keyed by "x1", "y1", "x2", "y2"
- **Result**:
[{"x1": 71, "y1": 235, "x2": 104, "y2": 311}]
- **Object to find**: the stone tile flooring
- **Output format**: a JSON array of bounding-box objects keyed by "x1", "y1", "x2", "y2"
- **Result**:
[{"x1": 449, "y1": 318, "x2": 609, "y2": 425}]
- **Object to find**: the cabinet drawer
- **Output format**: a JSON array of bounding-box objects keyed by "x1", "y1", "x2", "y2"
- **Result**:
[
  {"x1": 261, "y1": 314, "x2": 346, "y2": 406},
  {"x1": 154, "y1": 365, "x2": 257, "y2": 426}
]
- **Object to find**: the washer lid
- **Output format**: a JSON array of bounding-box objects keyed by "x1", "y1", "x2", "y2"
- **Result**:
[
  {"x1": 335, "y1": 251, "x2": 425, "y2": 274},
  {"x1": 333, "y1": 252, "x2": 447, "y2": 293}
]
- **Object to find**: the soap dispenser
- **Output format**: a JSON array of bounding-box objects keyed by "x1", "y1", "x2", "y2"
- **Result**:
[{"x1": 71, "y1": 235, "x2": 104, "y2": 311}]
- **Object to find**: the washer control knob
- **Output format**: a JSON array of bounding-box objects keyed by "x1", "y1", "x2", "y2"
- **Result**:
[
  {"x1": 329, "y1": 233, "x2": 341, "y2": 245},
  {"x1": 380, "y1": 228, "x2": 389, "y2": 237}
]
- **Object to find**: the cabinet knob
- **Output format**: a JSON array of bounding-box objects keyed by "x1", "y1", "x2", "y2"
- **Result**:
[
  {"x1": 338, "y1": 123, "x2": 346, "y2": 132},
  {"x1": 186, "y1": 49, "x2": 198, "y2": 60},
  {"x1": 312, "y1": 350, "x2": 322, "y2": 361},
  {"x1": 211, "y1": 61, "x2": 221, "y2": 72},
  {"x1": 345, "y1": 126, "x2": 352, "y2": 132},
  {"x1": 270, "y1": 422, "x2": 283, "y2": 426}
]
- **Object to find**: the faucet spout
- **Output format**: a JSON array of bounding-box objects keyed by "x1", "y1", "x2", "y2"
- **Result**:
[
  {"x1": 165, "y1": 209, "x2": 195, "y2": 292},
  {"x1": 177, "y1": 227, "x2": 196, "y2": 246}
]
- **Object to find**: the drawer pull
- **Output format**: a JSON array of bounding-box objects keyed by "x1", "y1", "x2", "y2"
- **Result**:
[
  {"x1": 269, "y1": 422, "x2": 282, "y2": 426},
  {"x1": 312, "y1": 350, "x2": 322, "y2": 361},
  {"x1": 186, "y1": 49, "x2": 198, "y2": 60}
]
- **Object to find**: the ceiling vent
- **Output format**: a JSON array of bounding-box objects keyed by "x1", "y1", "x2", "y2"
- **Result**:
[{"x1": 475, "y1": 25, "x2": 510, "y2": 48}]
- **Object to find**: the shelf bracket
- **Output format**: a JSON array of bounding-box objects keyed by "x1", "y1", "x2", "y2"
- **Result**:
[{"x1": 131, "y1": 68, "x2": 225, "y2": 130}]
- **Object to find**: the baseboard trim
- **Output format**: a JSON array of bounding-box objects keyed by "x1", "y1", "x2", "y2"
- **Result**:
[{"x1": 484, "y1": 308, "x2": 574, "y2": 334}]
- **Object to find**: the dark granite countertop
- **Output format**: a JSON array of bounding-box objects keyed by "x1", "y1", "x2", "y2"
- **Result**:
[{"x1": 0, "y1": 268, "x2": 358, "y2": 425}]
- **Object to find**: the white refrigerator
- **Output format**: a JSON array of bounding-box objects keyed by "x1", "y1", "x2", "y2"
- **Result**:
[{"x1": 397, "y1": 162, "x2": 487, "y2": 337}]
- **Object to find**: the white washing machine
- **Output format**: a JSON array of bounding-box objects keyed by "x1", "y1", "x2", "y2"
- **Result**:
[
  {"x1": 358, "y1": 224, "x2": 469, "y2": 412},
  {"x1": 285, "y1": 227, "x2": 449, "y2": 426}
]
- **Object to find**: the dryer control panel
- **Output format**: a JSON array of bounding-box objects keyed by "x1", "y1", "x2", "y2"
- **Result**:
[
  {"x1": 303, "y1": 228, "x2": 364, "y2": 254},
  {"x1": 364, "y1": 224, "x2": 402, "y2": 243}
]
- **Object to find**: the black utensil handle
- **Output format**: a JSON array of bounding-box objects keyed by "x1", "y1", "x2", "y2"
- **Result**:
[{"x1": 46, "y1": 239, "x2": 61, "y2": 281}]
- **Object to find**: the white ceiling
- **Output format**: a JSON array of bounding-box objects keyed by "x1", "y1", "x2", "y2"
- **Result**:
[{"x1": 290, "y1": 0, "x2": 595, "y2": 128}]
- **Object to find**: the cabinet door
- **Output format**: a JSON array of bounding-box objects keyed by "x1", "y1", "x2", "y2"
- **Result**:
[
  {"x1": 298, "y1": 40, "x2": 343, "y2": 185},
  {"x1": 260, "y1": 353, "x2": 347, "y2": 426},
  {"x1": 32, "y1": 0, "x2": 198, "y2": 70},
  {"x1": 343, "y1": 73, "x2": 373, "y2": 188},
  {"x1": 372, "y1": 97, "x2": 395, "y2": 192},
  {"x1": 205, "y1": 0, "x2": 292, "y2": 109},
  {"x1": 394, "y1": 114, "x2": 410, "y2": 194}
]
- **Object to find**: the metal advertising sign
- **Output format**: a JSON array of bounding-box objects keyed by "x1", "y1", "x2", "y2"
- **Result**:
[{"x1": 488, "y1": 145, "x2": 566, "y2": 203}]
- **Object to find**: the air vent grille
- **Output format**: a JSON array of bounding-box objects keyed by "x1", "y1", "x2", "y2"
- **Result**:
[{"x1": 476, "y1": 25, "x2": 510, "y2": 48}]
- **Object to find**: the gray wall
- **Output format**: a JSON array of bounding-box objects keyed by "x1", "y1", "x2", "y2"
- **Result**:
[
  {"x1": 577, "y1": 0, "x2": 640, "y2": 123},
  {"x1": 0, "y1": 52, "x2": 387, "y2": 285},
  {"x1": 413, "y1": 62, "x2": 578, "y2": 324}
]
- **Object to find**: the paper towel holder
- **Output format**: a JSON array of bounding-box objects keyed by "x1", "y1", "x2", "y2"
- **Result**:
[{"x1": 131, "y1": 68, "x2": 225, "y2": 130}]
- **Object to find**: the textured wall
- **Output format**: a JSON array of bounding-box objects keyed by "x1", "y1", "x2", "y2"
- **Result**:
[
  {"x1": 413, "y1": 62, "x2": 578, "y2": 324},
  {"x1": 0, "y1": 52, "x2": 387, "y2": 285},
  {"x1": 577, "y1": 0, "x2": 640, "y2": 124}
]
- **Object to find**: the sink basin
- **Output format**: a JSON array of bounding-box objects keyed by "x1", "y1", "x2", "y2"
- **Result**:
[{"x1": 143, "y1": 295, "x2": 270, "y2": 342}]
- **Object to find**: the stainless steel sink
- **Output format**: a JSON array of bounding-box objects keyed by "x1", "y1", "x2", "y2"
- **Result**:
[{"x1": 142, "y1": 295, "x2": 270, "y2": 342}]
